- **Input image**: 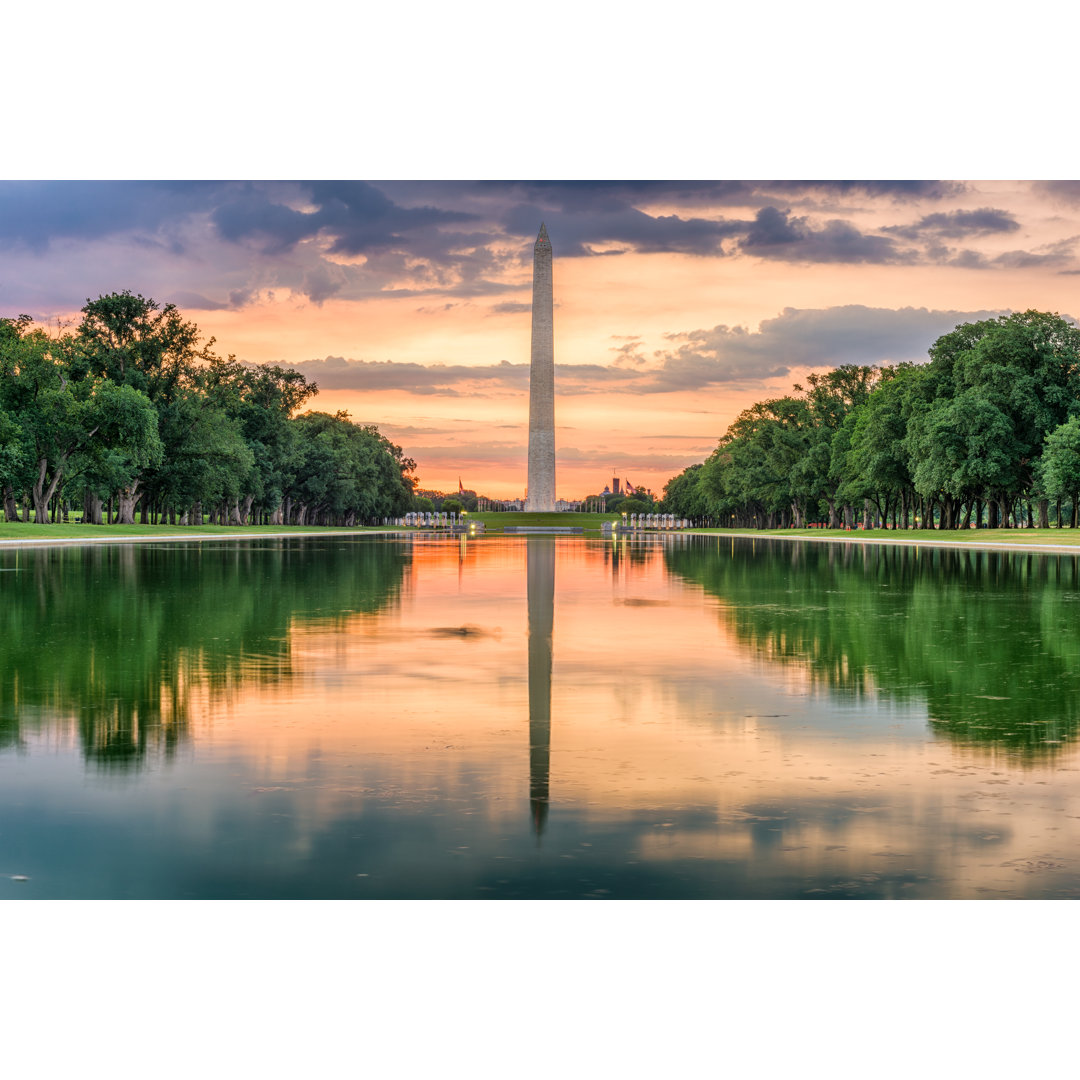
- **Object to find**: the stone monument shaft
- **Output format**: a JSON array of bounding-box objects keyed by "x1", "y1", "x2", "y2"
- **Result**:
[{"x1": 526, "y1": 223, "x2": 556, "y2": 511}]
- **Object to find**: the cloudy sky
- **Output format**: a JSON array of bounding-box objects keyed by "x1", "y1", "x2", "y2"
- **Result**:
[{"x1": 4, "y1": 179, "x2": 1080, "y2": 498}]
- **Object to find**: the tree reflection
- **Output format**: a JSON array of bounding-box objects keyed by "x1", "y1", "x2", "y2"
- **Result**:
[
  {"x1": 0, "y1": 538, "x2": 409, "y2": 769},
  {"x1": 666, "y1": 537, "x2": 1080, "y2": 759}
]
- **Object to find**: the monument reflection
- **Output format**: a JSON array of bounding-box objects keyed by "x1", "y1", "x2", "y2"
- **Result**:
[{"x1": 527, "y1": 536, "x2": 554, "y2": 837}]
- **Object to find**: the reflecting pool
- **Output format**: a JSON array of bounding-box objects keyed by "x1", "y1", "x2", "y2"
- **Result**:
[{"x1": 2, "y1": 533, "x2": 1079, "y2": 899}]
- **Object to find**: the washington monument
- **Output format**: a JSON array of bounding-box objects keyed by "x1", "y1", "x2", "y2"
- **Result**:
[{"x1": 526, "y1": 223, "x2": 556, "y2": 511}]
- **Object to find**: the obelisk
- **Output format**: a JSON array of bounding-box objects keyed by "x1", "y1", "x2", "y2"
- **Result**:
[{"x1": 526, "y1": 223, "x2": 556, "y2": 511}]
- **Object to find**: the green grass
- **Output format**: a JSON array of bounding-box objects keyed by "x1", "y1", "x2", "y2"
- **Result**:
[
  {"x1": 9, "y1": 516, "x2": 1080, "y2": 550},
  {"x1": 0, "y1": 522, "x2": 398, "y2": 541},
  {"x1": 698, "y1": 526, "x2": 1080, "y2": 547},
  {"x1": 469, "y1": 511, "x2": 618, "y2": 531}
]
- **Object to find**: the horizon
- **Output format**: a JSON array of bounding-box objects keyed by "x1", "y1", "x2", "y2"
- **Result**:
[{"x1": 4, "y1": 180, "x2": 1080, "y2": 499}]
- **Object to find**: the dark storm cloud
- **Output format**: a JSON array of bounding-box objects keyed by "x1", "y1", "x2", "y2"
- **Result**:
[
  {"x1": 210, "y1": 192, "x2": 318, "y2": 254},
  {"x1": 444, "y1": 180, "x2": 959, "y2": 209},
  {"x1": 501, "y1": 202, "x2": 745, "y2": 257},
  {"x1": 469, "y1": 180, "x2": 751, "y2": 211},
  {"x1": 211, "y1": 181, "x2": 472, "y2": 256},
  {"x1": 0, "y1": 180, "x2": 229, "y2": 251},
  {"x1": 760, "y1": 180, "x2": 961, "y2": 200},
  {"x1": 883, "y1": 207, "x2": 1021, "y2": 240},
  {"x1": 740, "y1": 207, "x2": 912, "y2": 264},
  {"x1": 1, "y1": 181, "x2": 1066, "y2": 315},
  {"x1": 1032, "y1": 181, "x2": 1080, "y2": 204}
]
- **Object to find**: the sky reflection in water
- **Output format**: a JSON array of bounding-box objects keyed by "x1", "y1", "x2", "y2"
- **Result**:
[{"x1": 1, "y1": 533, "x2": 1079, "y2": 899}]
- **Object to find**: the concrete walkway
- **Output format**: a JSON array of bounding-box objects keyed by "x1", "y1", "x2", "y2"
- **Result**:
[
  {"x1": 688, "y1": 528, "x2": 1080, "y2": 556},
  {"x1": 4, "y1": 525, "x2": 1080, "y2": 558}
]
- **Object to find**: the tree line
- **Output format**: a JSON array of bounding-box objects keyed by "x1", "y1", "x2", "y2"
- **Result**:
[
  {"x1": 0, "y1": 292, "x2": 416, "y2": 526},
  {"x1": 661, "y1": 311, "x2": 1080, "y2": 530}
]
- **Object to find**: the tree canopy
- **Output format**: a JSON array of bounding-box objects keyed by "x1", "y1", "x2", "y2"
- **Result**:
[
  {"x1": 0, "y1": 295, "x2": 416, "y2": 526},
  {"x1": 662, "y1": 311, "x2": 1080, "y2": 530}
]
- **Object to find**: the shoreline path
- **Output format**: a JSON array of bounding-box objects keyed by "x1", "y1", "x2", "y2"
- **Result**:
[{"x1": 3, "y1": 526, "x2": 1080, "y2": 557}]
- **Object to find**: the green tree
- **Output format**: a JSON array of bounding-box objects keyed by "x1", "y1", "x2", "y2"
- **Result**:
[
  {"x1": 1035, "y1": 416, "x2": 1080, "y2": 525},
  {"x1": 74, "y1": 292, "x2": 208, "y2": 522},
  {"x1": 844, "y1": 365, "x2": 918, "y2": 528},
  {"x1": 0, "y1": 321, "x2": 161, "y2": 523},
  {"x1": 662, "y1": 463, "x2": 709, "y2": 521}
]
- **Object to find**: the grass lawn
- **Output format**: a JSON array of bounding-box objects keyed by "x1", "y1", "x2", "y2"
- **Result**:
[
  {"x1": 9, "y1": 516, "x2": 1080, "y2": 550},
  {"x1": 698, "y1": 526, "x2": 1080, "y2": 547},
  {"x1": 0, "y1": 522, "x2": 397, "y2": 542},
  {"x1": 470, "y1": 511, "x2": 619, "y2": 531}
]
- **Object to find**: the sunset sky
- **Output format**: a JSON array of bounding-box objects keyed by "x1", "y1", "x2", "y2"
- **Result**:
[{"x1": 5, "y1": 179, "x2": 1080, "y2": 499}]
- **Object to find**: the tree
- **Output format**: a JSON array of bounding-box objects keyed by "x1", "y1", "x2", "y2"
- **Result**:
[
  {"x1": 0, "y1": 320, "x2": 161, "y2": 523},
  {"x1": 662, "y1": 463, "x2": 709, "y2": 521},
  {"x1": 1035, "y1": 416, "x2": 1080, "y2": 526},
  {"x1": 844, "y1": 365, "x2": 917, "y2": 528},
  {"x1": 74, "y1": 292, "x2": 208, "y2": 523},
  {"x1": 284, "y1": 412, "x2": 415, "y2": 526}
]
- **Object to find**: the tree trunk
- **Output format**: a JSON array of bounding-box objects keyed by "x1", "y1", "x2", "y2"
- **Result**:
[
  {"x1": 2, "y1": 485, "x2": 20, "y2": 522},
  {"x1": 85, "y1": 491, "x2": 104, "y2": 525},
  {"x1": 117, "y1": 484, "x2": 140, "y2": 525},
  {"x1": 32, "y1": 458, "x2": 64, "y2": 525},
  {"x1": 1038, "y1": 499, "x2": 1050, "y2": 530}
]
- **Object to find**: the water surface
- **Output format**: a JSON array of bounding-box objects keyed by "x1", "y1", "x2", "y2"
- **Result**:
[{"x1": 2, "y1": 533, "x2": 1078, "y2": 899}]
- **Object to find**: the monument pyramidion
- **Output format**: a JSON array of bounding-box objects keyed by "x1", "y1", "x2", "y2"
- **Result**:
[{"x1": 525, "y1": 223, "x2": 556, "y2": 511}]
